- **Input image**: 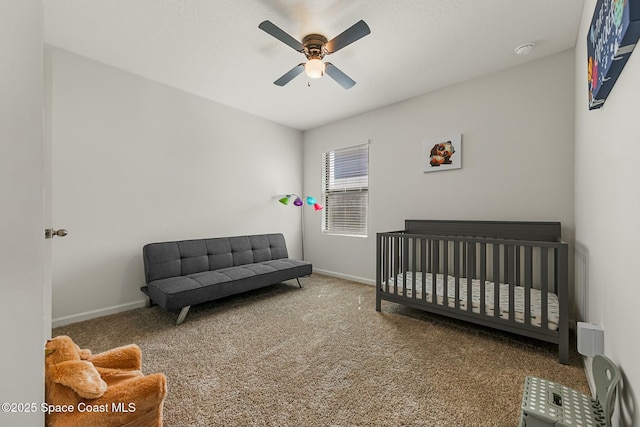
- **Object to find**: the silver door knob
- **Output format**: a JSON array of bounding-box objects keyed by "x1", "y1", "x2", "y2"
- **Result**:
[{"x1": 45, "y1": 228, "x2": 68, "y2": 239}]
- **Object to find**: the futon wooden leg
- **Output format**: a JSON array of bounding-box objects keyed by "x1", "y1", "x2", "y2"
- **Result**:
[{"x1": 176, "y1": 305, "x2": 191, "y2": 326}]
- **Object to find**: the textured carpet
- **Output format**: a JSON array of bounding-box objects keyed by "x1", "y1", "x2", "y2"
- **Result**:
[{"x1": 53, "y1": 274, "x2": 589, "y2": 427}]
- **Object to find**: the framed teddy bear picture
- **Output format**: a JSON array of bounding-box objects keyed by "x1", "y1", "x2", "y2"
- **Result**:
[{"x1": 422, "y1": 134, "x2": 462, "y2": 173}]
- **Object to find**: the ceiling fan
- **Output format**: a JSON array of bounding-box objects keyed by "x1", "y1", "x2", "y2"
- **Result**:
[{"x1": 258, "y1": 19, "x2": 371, "y2": 89}]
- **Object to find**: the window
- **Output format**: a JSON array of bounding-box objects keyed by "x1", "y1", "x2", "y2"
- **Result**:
[{"x1": 321, "y1": 143, "x2": 369, "y2": 236}]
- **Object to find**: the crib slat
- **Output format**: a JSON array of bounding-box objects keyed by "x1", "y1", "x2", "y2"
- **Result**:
[
  {"x1": 443, "y1": 239, "x2": 449, "y2": 308},
  {"x1": 402, "y1": 237, "x2": 409, "y2": 296},
  {"x1": 524, "y1": 246, "x2": 532, "y2": 326},
  {"x1": 508, "y1": 245, "x2": 515, "y2": 322},
  {"x1": 541, "y1": 247, "x2": 549, "y2": 329},
  {"x1": 501, "y1": 242, "x2": 507, "y2": 284},
  {"x1": 553, "y1": 248, "x2": 559, "y2": 295},
  {"x1": 493, "y1": 244, "x2": 500, "y2": 319},
  {"x1": 388, "y1": 235, "x2": 393, "y2": 294},
  {"x1": 427, "y1": 236, "x2": 431, "y2": 272},
  {"x1": 411, "y1": 237, "x2": 417, "y2": 299},
  {"x1": 393, "y1": 236, "x2": 400, "y2": 296},
  {"x1": 467, "y1": 242, "x2": 474, "y2": 312},
  {"x1": 515, "y1": 245, "x2": 521, "y2": 286},
  {"x1": 421, "y1": 239, "x2": 427, "y2": 302},
  {"x1": 462, "y1": 239, "x2": 467, "y2": 277},
  {"x1": 480, "y1": 243, "x2": 487, "y2": 316},
  {"x1": 558, "y1": 244, "x2": 569, "y2": 364},
  {"x1": 432, "y1": 238, "x2": 440, "y2": 304},
  {"x1": 454, "y1": 240, "x2": 460, "y2": 310},
  {"x1": 381, "y1": 235, "x2": 386, "y2": 293}
]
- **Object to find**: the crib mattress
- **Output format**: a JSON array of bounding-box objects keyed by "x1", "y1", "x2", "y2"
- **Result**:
[{"x1": 383, "y1": 272, "x2": 559, "y2": 330}]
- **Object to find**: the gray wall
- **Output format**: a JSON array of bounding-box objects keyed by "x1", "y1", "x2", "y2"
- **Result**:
[
  {"x1": 303, "y1": 51, "x2": 575, "y2": 288},
  {"x1": 575, "y1": 1, "x2": 640, "y2": 425},
  {"x1": 49, "y1": 48, "x2": 304, "y2": 325}
]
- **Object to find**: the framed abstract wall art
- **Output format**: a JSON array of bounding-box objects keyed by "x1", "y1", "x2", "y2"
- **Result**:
[
  {"x1": 587, "y1": 0, "x2": 640, "y2": 109},
  {"x1": 423, "y1": 134, "x2": 462, "y2": 173}
]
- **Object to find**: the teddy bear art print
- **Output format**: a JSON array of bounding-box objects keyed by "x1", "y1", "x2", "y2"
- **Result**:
[
  {"x1": 423, "y1": 134, "x2": 462, "y2": 172},
  {"x1": 428, "y1": 141, "x2": 455, "y2": 167}
]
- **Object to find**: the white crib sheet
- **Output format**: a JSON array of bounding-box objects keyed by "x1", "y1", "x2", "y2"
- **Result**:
[{"x1": 384, "y1": 272, "x2": 559, "y2": 330}]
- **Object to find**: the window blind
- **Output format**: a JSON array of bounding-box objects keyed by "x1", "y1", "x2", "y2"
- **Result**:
[{"x1": 321, "y1": 143, "x2": 369, "y2": 236}]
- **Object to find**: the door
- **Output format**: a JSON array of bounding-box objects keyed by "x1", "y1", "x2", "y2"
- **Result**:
[{"x1": 0, "y1": 2, "x2": 49, "y2": 426}]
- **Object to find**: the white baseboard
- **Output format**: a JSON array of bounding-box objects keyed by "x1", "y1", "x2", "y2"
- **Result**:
[
  {"x1": 52, "y1": 300, "x2": 147, "y2": 328},
  {"x1": 313, "y1": 269, "x2": 375, "y2": 286},
  {"x1": 52, "y1": 271, "x2": 371, "y2": 328}
]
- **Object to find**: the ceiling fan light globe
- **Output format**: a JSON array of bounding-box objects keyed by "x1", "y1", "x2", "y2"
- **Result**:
[{"x1": 305, "y1": 59, "x2": 325, "y2": 78}]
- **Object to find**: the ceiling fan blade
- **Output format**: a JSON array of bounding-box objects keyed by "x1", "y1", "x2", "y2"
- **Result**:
[
  {"x1": 324, "y1": 63, "x2": 356, "y2": 89},
  {"x1": 259, "y1": 20, "x2": 304, "y2": 52},
  {"x1": 325, "y1": 20, "x2": 370, "y2": 54},
  {"x1": 274, "y1": 63, "x2": 305, "y2": 86}
]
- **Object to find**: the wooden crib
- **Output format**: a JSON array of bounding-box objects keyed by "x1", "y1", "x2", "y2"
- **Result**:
[{"x1": 376, "y1": 220, "x2": 569, "y2": 364}]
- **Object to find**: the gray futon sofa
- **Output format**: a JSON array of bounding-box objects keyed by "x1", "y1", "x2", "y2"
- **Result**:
[{"x1": 141, "y1": 233, "x2": 311, "y2": 325}]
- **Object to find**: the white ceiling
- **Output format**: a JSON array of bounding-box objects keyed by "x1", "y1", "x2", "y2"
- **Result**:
[{"x1": 44, "y1": 0, "x2": 585, "y2": 131}]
